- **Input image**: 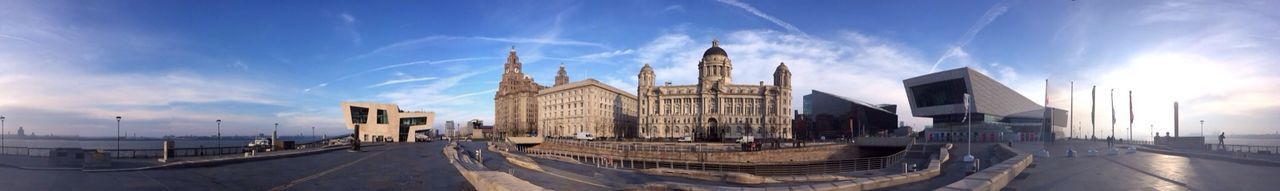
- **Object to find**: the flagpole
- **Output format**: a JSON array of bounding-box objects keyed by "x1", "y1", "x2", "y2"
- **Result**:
[
  {"x1": 963, "y1": 93, "x2": 974, "y2": 162},
  {"x1": 1070, "y1": 81, "x2": 1074, "y2": 140},
  {"x1": 1091, "y1": 86, "x2": 1096, "y2": 141},
  {"x1": 1111, "y1": 88, "x2": 1115, "y2": 149}
]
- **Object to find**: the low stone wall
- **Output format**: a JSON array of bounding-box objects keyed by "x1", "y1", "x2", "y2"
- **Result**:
[
  {"x1": 443, "y1": 142, "x2": 548, "y2": 191},
  {"x1": 627, "y1": 143, "x2": 954, "y2": 191},
  {"x1": 938, "y1": 144, "x2": 1033, "y2": 191}
]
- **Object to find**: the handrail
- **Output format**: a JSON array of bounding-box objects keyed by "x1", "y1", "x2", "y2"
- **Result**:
[{"x1": 0, "y1": 135, "x2": 352, "y2": 159}]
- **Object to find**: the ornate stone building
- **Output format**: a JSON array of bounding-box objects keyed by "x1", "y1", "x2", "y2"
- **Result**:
[
  {"x1": 636, "y1": 40, "x2": 793, "y2": 141},
  {"x1": 495, "y1": 47, "x2": 546, "y2": 137},
  {"x1": 537, "y1": 64, "x2": 638, "y2": 139}
]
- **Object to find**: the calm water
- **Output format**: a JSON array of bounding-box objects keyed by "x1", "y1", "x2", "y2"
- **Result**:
[{"x1": 0, "y1": 138, "x2": 325, "y2": 150}]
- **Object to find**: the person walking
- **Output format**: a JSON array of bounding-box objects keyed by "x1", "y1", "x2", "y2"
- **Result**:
[{"x1": 1219, "y1": 132, "x2": 1227, "y2": 150}]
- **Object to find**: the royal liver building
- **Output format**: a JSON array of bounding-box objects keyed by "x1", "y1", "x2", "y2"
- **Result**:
[
  {"x1": 636, "y1": 40, "x2": 793, "y2": 141},
  {"x1": 495, "y1": 47, "x2": 546, "y2": 137}
]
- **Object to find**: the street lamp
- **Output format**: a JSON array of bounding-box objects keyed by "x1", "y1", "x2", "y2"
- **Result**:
[
  {"x1": 116, "y1": 116, "x2": 122, "y2": 151},
  {"x1": 1200, "y1": 120, "x2": 1204, "y2": 137},
  {"x1": 216, "y1": 119, "x2": 222, "y2": 148},
  {"x1": 1, "y1": 115, "x2": 6, "y2": 148}
]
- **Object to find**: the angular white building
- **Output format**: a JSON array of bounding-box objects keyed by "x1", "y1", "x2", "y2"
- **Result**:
[{"x1": 341, "y1": 102, "x2": 435, "y2": 142}]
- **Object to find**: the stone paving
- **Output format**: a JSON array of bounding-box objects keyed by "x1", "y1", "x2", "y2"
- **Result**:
[{"x1": 1005, "y1": 140, "x2": 1280, "y2": 190}]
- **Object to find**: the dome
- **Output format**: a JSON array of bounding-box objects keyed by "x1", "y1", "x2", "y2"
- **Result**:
[{"x1": 702, "y1": 39, "x2": 727, "y2": 57}]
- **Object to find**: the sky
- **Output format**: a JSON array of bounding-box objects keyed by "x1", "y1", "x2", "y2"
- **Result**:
[{"x1": 1, "y1": 0, "x2": 1277, "y2": 138}]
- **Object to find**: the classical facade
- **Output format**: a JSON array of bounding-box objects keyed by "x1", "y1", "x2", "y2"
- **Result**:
[
  {"x1": 495, "y1": 47, "x2": 547, "y2": 137},
  {"x1": 537, "y1": 65, "x2": 638, "y2": 139},
  {"x1": 340, "y1": 101, "x2": 435, "y2": 142},
  {"x1": 636, "y1": 40, "x2": 793, "y2": 141}
]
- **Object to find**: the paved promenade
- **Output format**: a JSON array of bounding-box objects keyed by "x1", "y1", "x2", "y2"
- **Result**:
[
  {"x1": 1006, "y1": 140, "x2": 1280, "y2": 190},
  {"x1": 0, "y1": 142, "x2": 465, "y2": 190}
]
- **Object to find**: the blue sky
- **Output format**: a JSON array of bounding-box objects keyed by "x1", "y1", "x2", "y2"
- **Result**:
[{"x1": 1, "y1": 0, "x2": 1277, "y2": 138}]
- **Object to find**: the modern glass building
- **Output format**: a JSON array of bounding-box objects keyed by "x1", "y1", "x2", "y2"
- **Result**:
[
  {"x1": 903, "y1": 67, "x2": 1067, "y2": 142},
  {"x1": 794, "y1": 90, "x2": 898, "y2": 140}
]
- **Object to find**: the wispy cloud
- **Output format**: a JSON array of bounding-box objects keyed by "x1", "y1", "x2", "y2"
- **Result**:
[
  {"x1": 339, "y1": 12, "x2": 362, "y2": 45},
  {"x1": 662, "y1": 5, "x2": 685, "y2": 13},
  {"x1": 367, "y1": 76, "x2": 438, "y2": 88},
  {"x1": 716, "y1": 0, "x2": 807, "y2": 36},
  {"x1": 304, "y1": 57, "x2": 497, "y2": 92},
  {"x1": 575, "y1": 49, "x2": 635, "y2": 60},
  {"x1": 929, "y1": 0, "x2": 1014, "y2": 72},
  {"x1": 231, "y1": 60, "x2": 249, "y2": 71},
  {"x1": 348, "y1": 35, "x2": 607, "y2": 61}
]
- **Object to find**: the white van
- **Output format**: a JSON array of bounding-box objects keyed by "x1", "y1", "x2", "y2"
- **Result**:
[
  {"x1": 736, "y1": 135, "x2": 755, "y2": 143},
  {"x1": 574, "y1": 132, "x2": 595, "y2": 141}
]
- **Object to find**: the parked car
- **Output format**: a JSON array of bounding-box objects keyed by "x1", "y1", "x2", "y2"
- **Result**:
[
  {"x1": 574, "y1": 132, "x2": 595, "y2": 141},
  {"x1": 736, "y1": 135, "x2": 755, "y2": 143},
  {"x1": 677, "y1": 136, "x2": 693, "y2": 142},
  {"x1": 244, "y1": 137, "x2": 272, "y2": 152}
]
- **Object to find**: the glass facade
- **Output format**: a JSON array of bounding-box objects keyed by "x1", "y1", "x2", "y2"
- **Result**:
[
  {"x1": 376, "y1": 109, "x2": 388, "y2": 124},
  {"x1": 909, "y1": 79, "x2": 968, "y2": 107}
]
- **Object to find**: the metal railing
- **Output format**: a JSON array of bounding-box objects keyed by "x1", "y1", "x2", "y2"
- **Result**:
[
  {"x1": 526, "y1": 139, "x2": 911, "y2": 176},
  {"x1": 1208, "y1": 144, "x2": 1280, "y2": 154},
  {"x1": 0, "y1": 135, "x2": 351, "y2": 159}
]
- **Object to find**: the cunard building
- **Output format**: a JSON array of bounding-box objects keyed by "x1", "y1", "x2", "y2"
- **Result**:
[
  {"x1": 495, "y1": 47, "x2": 546, "y2": 137},
  {"x1": 636, "y1": 40, "x2": 793, "y2": 141}
]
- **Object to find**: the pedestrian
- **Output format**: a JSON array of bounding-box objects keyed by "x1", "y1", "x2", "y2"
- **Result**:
[{"x1": 1219, "y1": 132, "x2": 1227, "y2": 150}]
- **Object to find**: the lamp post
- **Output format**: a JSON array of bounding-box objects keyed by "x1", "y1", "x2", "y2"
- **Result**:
[
  {"x1": 1200, "y1": 120, "x2": 1204, "y2": 137},
  {"x1": 1, "y1": 115, "x2": 6, "y2": 149},
  {"x1": 116, "y1": 116, "x2": 122, "y2": 151},
  {"x1": 216, "y1": 119, "x2": 222, "y2": 147},
  {"x1": 311, "y1": 126, "x2": 315, "y2": 140}
]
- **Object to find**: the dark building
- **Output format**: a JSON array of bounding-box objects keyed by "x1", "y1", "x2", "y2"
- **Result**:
[
  {"x1": 793, "y1": 90, "x2": 899, "y2": 141},
  {"x1": 903, "y1": 67, "x2": 1067, "y2": 142}
]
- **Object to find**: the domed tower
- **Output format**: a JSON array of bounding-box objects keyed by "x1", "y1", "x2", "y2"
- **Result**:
[
  {"x1": 638, "y1": 63, "x2": 655, "y2": 89},
  {"x1": 554, "y1": 63, "x2": 569, "y2": 86},
  {"x1": 773, "y1": 62, "x2": 791, "y2": 88},
  {"x1": 698, "y1": 39, "x2": 732, "y2": 86}
]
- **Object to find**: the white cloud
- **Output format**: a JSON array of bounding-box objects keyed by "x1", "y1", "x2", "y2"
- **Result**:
[
  {"x1": 930, "y1": 0, "x2": 1013, "y2": 72},
  {"x1": 349, "y1": 35, "x2": 607, "y2": 61},
  {"x1": 231, "y1": 60, "x2": 249, "y2": 71},
  {"x1": 575, "y1": 49, "x2": 634, "y2": 60},
  {"x1": 715, "y1": 0, "x2": 807, "y2": 36},
  {"x1": 367, "y1": 76, "x2": 438, "y2": 88},
  {"x1": 339, "y1": 12, "x2": 361, "y2": 45},
  {"x1": 662, "y1": 5, "x2": 686, "y2": 13}
]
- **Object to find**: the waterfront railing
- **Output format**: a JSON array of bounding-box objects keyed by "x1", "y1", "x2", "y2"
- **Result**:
[
  {"x1": 526, "y1": 138, "x2": 912, "y2": 176},
  {"x1": 0, "y1": 134, "x2": 351, "y2": 159}
]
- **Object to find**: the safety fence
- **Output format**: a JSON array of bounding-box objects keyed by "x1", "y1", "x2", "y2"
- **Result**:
[
  {"x1": 525, "y1": 140, "x2": 910, "y2": 176},
  {"x1": 0, "y1": 134, "x2": 351, "y2": 159}
]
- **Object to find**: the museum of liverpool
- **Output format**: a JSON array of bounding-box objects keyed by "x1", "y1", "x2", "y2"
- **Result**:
[{"x1": 904, "y1": 67, "x2": 1067, "y2": 142}]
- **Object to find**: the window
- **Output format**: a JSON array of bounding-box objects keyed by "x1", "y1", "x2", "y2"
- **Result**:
[
  {"x1": 349, "y1": 106, "x2": 369, "y2": 124},
  {"x1": 376, "y1": 109, "x2": 388, "y2": 124}
]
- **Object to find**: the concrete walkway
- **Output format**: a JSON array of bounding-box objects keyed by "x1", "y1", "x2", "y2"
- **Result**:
[{"x1": 1005, "y1": 140, "x2": 1280, "y2": 190}]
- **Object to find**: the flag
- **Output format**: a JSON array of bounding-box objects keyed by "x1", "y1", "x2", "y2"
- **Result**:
[
  {"x1": 1091, "y1": 86, "x2": 1096, "y2": 137},
  {"x1": 1129, "y1": 91, "x2": 1134, "y2": 124},
  {"x1": 962, "y1": 93, "x2": 971, "y2": 123}
]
